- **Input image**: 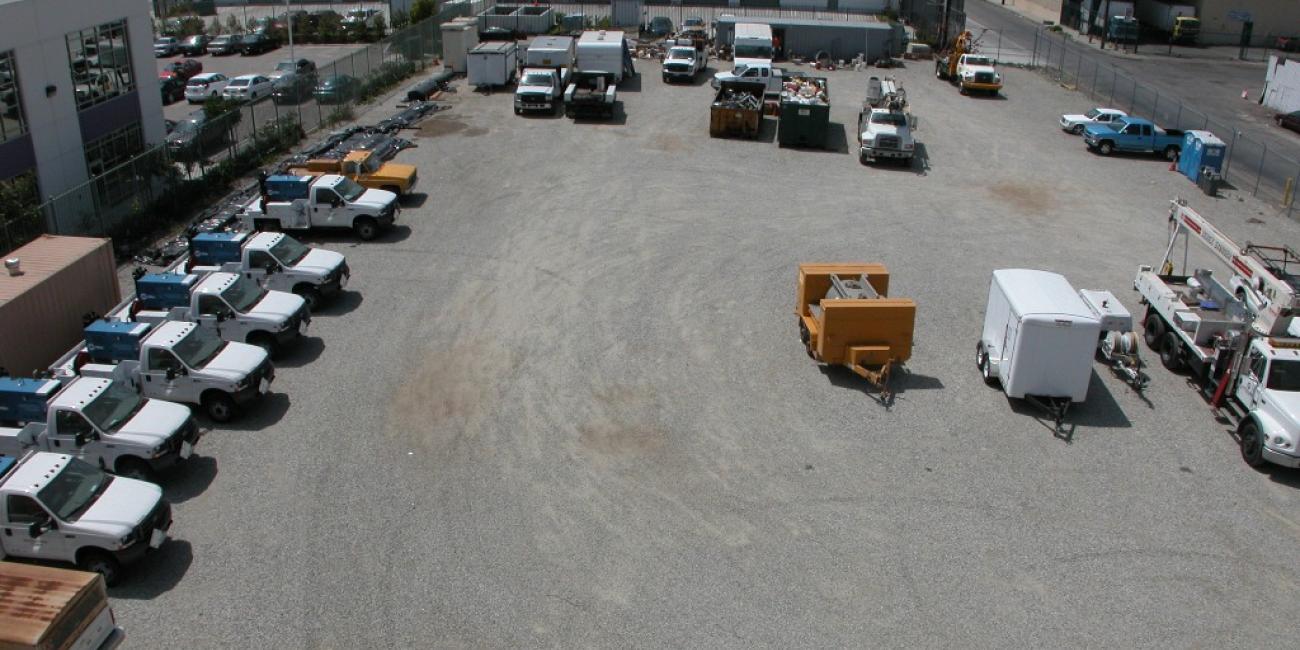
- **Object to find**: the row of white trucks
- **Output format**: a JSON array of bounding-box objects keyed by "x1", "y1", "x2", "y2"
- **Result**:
[
  {"x1": 978, "y1": 200, "x2": 1300, "y2": 469},
  {"x1": 1, "y1": 225, "x2": 353, "y2": 589}
]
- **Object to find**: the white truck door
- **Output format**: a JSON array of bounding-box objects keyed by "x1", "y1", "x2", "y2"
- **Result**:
[
  {"x1": 2, "y1": 495, "x2": 70, "y2": 560},
  {"x1": 195, "y1": 294, "x2": 237, "y2": 341},
  {"x1": 50, "y1": 409, "x2": 97, "y2": 457},
  {"x1": 1236, "y1": 349, "x2": 1267, "y2": 406},
  {"x1": 143, "y1": 348, "x2": 187, "y2": 402},
  {"x1": 312, "y1": 188, "x2": 344, "y2": 228}
]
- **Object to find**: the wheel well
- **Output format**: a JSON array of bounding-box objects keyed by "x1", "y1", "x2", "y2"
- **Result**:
[
  {"x1": 200, "y1": 388, "x2": 230, "y2": 405},
  {"x1": 75, "y1": 546, "x2": 110, "y2": 564},
  {"x1": 293, "y1": 282, "x2": 317, "y2": 295},
  {"x1": 114, "y1": 455, "x2": 146, "y2": 472}
]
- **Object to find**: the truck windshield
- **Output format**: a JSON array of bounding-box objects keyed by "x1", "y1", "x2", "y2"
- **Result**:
[
  {"x1": 965, "y1": 56, "x2": 992, "y2": 66},
  {"x1": 81, "y1": 382, "x2": 145, "y2": 433},
  {"x1": 870, "y1": 113, "x2": 906, "y2": 126},
  {"x1": 1268, "y1": 360, "x2": 1300, "y2": 392},
  {"x1": 221, "y1": 276, "x2": 267, "y2": 312},
  {"x1": 668, "y1": 48, "x2": 694, "y2": 59},
  {"x1": 335, "y1": 178, "x2": 366, "y2": 202},
  {"x1": 39, "y1": 458, "x2": 112, "y2": 522},
  {"x1": 521, "y1": 72, "x2": 553, "y2": 85},
  {"x1": 734, "y1": 44, "x2": 773, "y2": 59},
  {"x1": 269, "y1": 235, "x2": 310, "y2": 266},
  {"x1": 173, "y1": 327, "x2": 225, "y2": 368}
]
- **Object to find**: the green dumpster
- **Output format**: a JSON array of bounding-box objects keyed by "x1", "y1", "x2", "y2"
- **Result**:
[{"x1": 778, "y1": 75, "x2": 830, "y2": 149}]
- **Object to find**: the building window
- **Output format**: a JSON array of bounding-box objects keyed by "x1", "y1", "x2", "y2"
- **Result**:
[
  {"x1": 85, "y1": 123, "x2": 143, "y2": 205},
  {"x1": 0, "y1": 50, "x2": 25, "y2": 143},
  {"x1": 66, "y1": 19, "x2": 135, "y2": 110}
]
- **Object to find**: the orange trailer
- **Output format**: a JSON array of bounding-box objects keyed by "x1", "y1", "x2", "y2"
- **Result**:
[{"x1": 796, "y1": 263, "x2": 916, "y2": 401}]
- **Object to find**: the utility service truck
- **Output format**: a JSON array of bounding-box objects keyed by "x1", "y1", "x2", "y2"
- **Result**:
[
  {"x1": 0, "y1": 561, "x2": 125, "y2": 650},
  {"x1": 128, "y1": 269, "x2": 309, "y2": 356},
  {"x1": 241, "y1": 174, "x2": 400, "y2": 241},
  {"x1": 857, "y1": 76, "x2": 915, "y2": 165},
  {"x1": 286, "y1": 150, "x2": 418, "y2": 197},
  {"x1": 186, "y1": 231, "x2": 349, "y2": 310},
  {"x1": 515, "y1": 35, "x2": 574, "y2": 115},
  {"x1": 936, "y1": 31, "x2": 1002, "y2": 95},
  {"x1": 662, "y1": 39, "x2": 706, "y2": 83},
  {"x1": 1135, "y1": 200, "x2": 1300, "y2": 469},
  {"x1": 52, "y1": 320, "x2": 273, "y2": 423},
  {"x1": 0, "y1": 375, "x2": 199, "y2": 482},
  {"x1": 1083, "y1": 116, "x2": 1183, "y2": 159},
  {"x1": 0, "y1": 452, "x2": 172, "y2": 585}
]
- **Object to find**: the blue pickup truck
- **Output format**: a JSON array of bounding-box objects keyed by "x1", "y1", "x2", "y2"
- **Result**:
[{"x1": 1083, "y1": 117, "x2": 1184, "y2": 160}]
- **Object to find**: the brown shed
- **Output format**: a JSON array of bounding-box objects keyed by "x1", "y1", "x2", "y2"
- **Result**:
[
  {"x1": 1, "y1": 236, "x2": 120, "y2": 378},
  {"x1": 0, "y1": 561, "x2": 113, "y2": 650}
]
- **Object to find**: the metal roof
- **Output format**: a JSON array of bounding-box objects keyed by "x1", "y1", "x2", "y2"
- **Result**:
[
  {"x1": 715, "y1": 15, "x2": 891, "y2": 30},
  {"x1": 992, "y1": 269, "x2": 1096, "y2": 320},
  {"x1": 0, "y1": 236, "x2": 112, "y2": 304}
]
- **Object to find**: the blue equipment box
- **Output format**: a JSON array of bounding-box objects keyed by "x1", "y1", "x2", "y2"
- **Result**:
[
  {"x1": 0, "y1": 376, "x2": 62, "y2": 424},
  {"x1": 84, "y1": 320, "x2": 152, "y2": 363},
  {"x1": 265, "y1": 175, "x2": 313, "y2": 202},
  {"x1": 135, "y1": 273, "x2": 198, "y2": 310},
  {"x1": 191, "y1": 231, "x2": 249, "y2": 266}
]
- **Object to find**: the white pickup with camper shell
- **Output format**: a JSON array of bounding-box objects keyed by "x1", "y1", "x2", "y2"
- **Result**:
[{"x1": 0, "y1": 376, "x2": 199, "y2": 482}]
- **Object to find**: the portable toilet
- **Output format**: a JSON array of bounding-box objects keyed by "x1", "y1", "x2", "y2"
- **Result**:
[{"x1": 1178, "y1": 130, "x2": 1226, "y2": 184}]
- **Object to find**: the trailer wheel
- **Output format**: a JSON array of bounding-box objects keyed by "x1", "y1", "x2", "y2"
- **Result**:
[
  {"x1": 115, "y1": 457, "x2": 157, "y2": 483},
  {"x1": 202, "y1": 391, "x2": 237, "y2": 423},
  {"x1": 1143, "y1": 312, "x2": 1166, "y2": 349},
  {"x1": 77, "y1": 549, "x2": 123, "y2": 586},
  {"x1": 1239, "y1": 421, "x2": 1266, "y2": 468},
  {"x1": 977, "y1": 343, "x2": 998, "y2": 387},
  {"x1": 798, "y1": 319, "x2": 810, "y2": 346},
  {"x1": 1159, "y1": 332, "x2": 1186, "y2": 372}
]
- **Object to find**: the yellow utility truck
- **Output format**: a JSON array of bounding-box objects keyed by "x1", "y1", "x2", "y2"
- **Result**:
[
  {"x1": 796, "y1": 263, "x2": 916, "y2": 401},
  {"x1": 289, "y1": 150, "x2": 418, "y2": 196}
]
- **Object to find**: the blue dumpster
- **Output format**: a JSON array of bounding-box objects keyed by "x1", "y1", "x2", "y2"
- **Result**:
[{"x1": 1179, "y1": 130, "x2": 1226, "y2": 184}]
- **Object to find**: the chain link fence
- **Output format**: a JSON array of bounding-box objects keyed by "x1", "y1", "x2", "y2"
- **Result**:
[
  {"x1": 1031, "y1": 30, "x2": 1300, "y2": 221},
  {"x1": 2, "y1": 2, "x2": 488, "y2": 254}
]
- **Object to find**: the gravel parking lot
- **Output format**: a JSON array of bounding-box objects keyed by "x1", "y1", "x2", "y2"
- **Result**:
[
  {"x1": 156, "y1": 43, "x2": 368, "y2": 122},
  {"x1": 113, "y1": 55, "x2": 1300, "y2": 647}
]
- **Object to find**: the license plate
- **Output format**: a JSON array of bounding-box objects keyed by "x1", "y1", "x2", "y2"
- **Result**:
[
  {"x1": 149, "y1": 529, "x2": 166, "y2": 549},
  {"x1": 180, "y1": 441, "x2": 193, "y2": 459},
  {"x1": 258, "y1": 378, "x2": 269, "y2": 394},
  {"x1": 340, "y1": 273, "x2": 349, "y2": 288}
]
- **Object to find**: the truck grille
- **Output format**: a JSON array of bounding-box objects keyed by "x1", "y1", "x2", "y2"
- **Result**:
[
  {"x1": 975, "y1": 72, "x2": 995, "y2": 84},
  {"x1": 521, "y1": 93, "x2": 547, "y2": 104},
  {"x1": 877, "y1": 135, "x2": 901, "y2": 150},
  {"x1": 665, "y1": 63, "x2": 689, "y2": 72}
]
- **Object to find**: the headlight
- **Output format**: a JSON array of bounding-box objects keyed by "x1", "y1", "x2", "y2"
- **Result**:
[
  {"x1": 1271, "y1": 436, "x2": 1292, "y2": 448},
  {"x1": 903, "y1": 143, "x2": 914, "y2": 150}
]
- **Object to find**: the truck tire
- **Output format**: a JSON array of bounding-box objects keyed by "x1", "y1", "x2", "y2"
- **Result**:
[
  {"x1": 1164, "y1": 146, "x2": 1179, "y2": 161},
  {"x1": 353, "y1": 217, "x2": 379, "y2": 241},
  {"x1": 202, "y1": 391, "x2": 237, "y2": 423},
  {"x1": 115, "y1": 457, "x2": 157, "y2": 483},
  {"x1": 1239, "y1": 420, "x2": 1266, "y2": 468},
  {"x1": 1159, "y1": 331, "x2": 1186, "y2": 372},
  {"x1": 1098, "y1": 141, "x2": 1114, "y2": 156},
  {"x1": 977, "y1": 343, "x2": 998, "y2": 387},
  {"x1": 248, "y1": 332, "x2": 277, "y2": 357},
  {"x1": 1070, "y1": 124, "x2": 1084, "y2": 135},
  {"x1": 1143, "y1": 312, "x2": 1165, "y2": 350},
  {"x1": 514, "y1": 106, "x2": 521, "y2": 115},
  {"x1": 294, "y1": 284, "x2": 322, "y2": 311},
  {"x1": 77, "y1": 549, "x2": 123, "y2": 586}
]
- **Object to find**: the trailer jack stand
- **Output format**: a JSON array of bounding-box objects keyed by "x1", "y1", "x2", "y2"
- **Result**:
[
  {"x1": 852, "y1": 362, "x2": 895, "y2": 408},
  {"x1": 1025, "y1": 396, "x2": 1074, "y2": 441}
]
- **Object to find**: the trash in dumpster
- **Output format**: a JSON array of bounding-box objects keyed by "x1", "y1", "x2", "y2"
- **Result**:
[{"x1": 782, "y1": 77, "x2": 828, "y2": 106}]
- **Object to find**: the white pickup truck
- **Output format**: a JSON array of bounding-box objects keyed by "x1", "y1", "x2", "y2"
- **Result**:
[
  {"x1": 132, "y1": 270, "x2": 309, "y2": 356},
  {"x1": 53, "y1": 320, "x2": 272, "y2": 423},
  {"x1": 0, "y1": 376, "x2": 199, "y2": 482},
  {"x1": 0, "y1": 452, "x2": 172, "y2": 585},
  {"x1": 711, "y1": 62, "x2": 784, "y2": 95},
  {"x1": 186, "y1": 231, "x2": 349, "y2": 310},
  {"x1": 514, "y1": 67, "x2": 568, "y2": 115},
  {"x1": 956, "y1": 54, "x2": 1002, "y2": 95},
  {"x1": 662, "y1": 42, "x2": 706, "y2": 83},
  {"x1": 241, "y1": 174, "x2": 399, "y2": 241}
]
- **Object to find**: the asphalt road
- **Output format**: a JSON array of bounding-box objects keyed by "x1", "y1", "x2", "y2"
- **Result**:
[{"x1": 110, "y1": 54, "x2": 1300, "y2": 647}]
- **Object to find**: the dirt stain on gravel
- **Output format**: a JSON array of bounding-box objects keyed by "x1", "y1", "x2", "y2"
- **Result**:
[
  {"x1": 646, "y1": 133, "x2": 690, "y2": 152},
  {"x1": 988, "y1": 181, "x2": 1054, "y2": 215},
  {"x1": 388, "y1": 340, "x2": 516, "y2": 453},
  {"x1": 578, "y1": 386, "x2": 667, "y2": 456}
]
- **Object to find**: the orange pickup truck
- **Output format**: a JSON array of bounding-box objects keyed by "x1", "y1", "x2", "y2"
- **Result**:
[{"x1": 289, "y1": 150, "x2": 418, "y2": 196}]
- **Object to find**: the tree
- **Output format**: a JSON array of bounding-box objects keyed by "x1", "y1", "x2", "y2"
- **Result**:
[
  {"x1": 410, "y1": 0, "x2": 437, "y2": 24},
  {"x1": 208, "y1": 17, "x2": 223, "y2": 35},
  {"x1": 225, "y1": 14, "x2": 240, "y2": 34},
  {"x1": 390, "y1": 9, "x2": 409, "y2": 30},
  {"x1": 0, "y1": 172, "x2": 44, "y2": 254}
]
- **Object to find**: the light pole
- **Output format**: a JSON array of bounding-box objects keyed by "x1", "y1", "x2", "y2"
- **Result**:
[{"x1": 286, "y1": 0, "x2": 295, "y2": 65}]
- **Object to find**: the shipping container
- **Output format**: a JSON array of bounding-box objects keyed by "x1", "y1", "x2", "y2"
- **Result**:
[
  {"x1": 440, "y1": 21, "x2": 479, "y2": 73},
  {"x1": 0, "y1": 236, "x2": 120, "y2": 379},
  {"x1": 477, "y1": 5, "x2": 556, "y2": 35},
  {"x1": 714, "y1": 15, "x2": 902, "y2": 63}
]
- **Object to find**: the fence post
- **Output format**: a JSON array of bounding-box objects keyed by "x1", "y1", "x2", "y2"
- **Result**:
[
  {"x1": 1255, "y1": 143, "x2": 1267, "y2": 195},
  {"x1": 1291, "y1": 163, "x2": 1300, "y2": 221}
]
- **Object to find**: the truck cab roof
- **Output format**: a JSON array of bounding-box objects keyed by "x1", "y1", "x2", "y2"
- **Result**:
[
  {"x1": 192, "y1": 272, "x2": 240, "y2": 298},
  {"x1": 0, "y1": 452, "x2": 71, "y2": 496},
  {"x1": 47, "y1": 377, "x2": 114, "y2": 411},
  {"x1": 145, "y1": 321, "x2": 198, "y2": 348}
]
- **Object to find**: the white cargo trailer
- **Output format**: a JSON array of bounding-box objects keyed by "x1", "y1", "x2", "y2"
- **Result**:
[
  {"x1": 576, "y1": 30, "x2": 630, "y2": 84},
  {"x1": 467, "y1": 41, "x2": 518, "y2": 88},
  {"x1": 977, "y1": 269, "x2": 1102, "y2": 432}
]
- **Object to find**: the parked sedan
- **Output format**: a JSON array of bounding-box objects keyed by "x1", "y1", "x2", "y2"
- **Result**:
[
  {"x1": 271, "y1": 72, "x2": 315, "y2": 105},
  {"x1": 166, "y1": 111, "x2": 232, "y2": 160},
  {"x1": 272, "y1": 58, "x2": 316, "y2": 79},
  {"x1": 208, "y1": 34, "x2": 244, "y2": 56},
  {"x1": 161, "y1": 58, "x2": 202, "y2": 82},
  {"x1": 179, "y1": 34, "x2": 210, "y2": 56},
  {"x1": 222, "y1": 74, "x2": 274, "y2": 101},
  {"x1": 240, "y1": 33, "x2": 277, "y2": 56},
  {"x1": 154, "y1": 37, "x2": 179, "y2": 57},
  {"x1": 159, "y1": 76, "x2": 185, "y2": 104},
  {"x1": 184, "y1": 72, "x2": 229, "y2": 103},
  {"x1": 314, "y1": 74, "x2": 361, "y2": 104},
  {"x1": 1277, "y1": 110, "x2": 1300, "y2": 135},
  {"x1": 1059, "y1": 107, "x2": 1127, "y2": 135}
]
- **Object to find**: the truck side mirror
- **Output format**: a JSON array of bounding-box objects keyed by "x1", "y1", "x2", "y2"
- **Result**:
[
  {"x1": 74, "y1": 432, "x2": 87, "y2": 446},
  {"x1": 166, "y1": 367, "x2": 177, "y2": 381},
  {"x1": 331, "y1": 198, "x2": 342, "y2": 208},
  {"x1": 28, "y1": 516, "x2": 53, "y2": 538}
]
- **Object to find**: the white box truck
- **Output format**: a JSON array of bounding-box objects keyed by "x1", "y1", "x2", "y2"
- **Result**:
[
  {"x1": 467, "y1": 41, "x2": 518, "y2": 88},
  {"x1": 576, "y1": 30, "x2": 632, "y2": 84},
  {"x1": 977, "y1": 269, "x2": 1102, "y2": 432}
]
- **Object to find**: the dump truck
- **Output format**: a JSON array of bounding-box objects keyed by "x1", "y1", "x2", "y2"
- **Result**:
[
  {"x1": 778, "y1": 75, "x2": 830, "y2": 149},
  {"x1": 1135, "y1": 200, "x2": 1300, "y2": 469},
  {"x1": 0, "y1": 561, "x2": 124, "y2": 650},
  {"x1": 709, "y1": 80, "x2": 765, "y2": 139},
  {"x1": 935, "y1": 31, "x2": 1002, "y2": 96},
  {"x1": 286, "y1": 150, "x2": 418, "y2": 197},
  {"x1": 796, "y1": 263, "x2": 916, "y2": 403}
]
